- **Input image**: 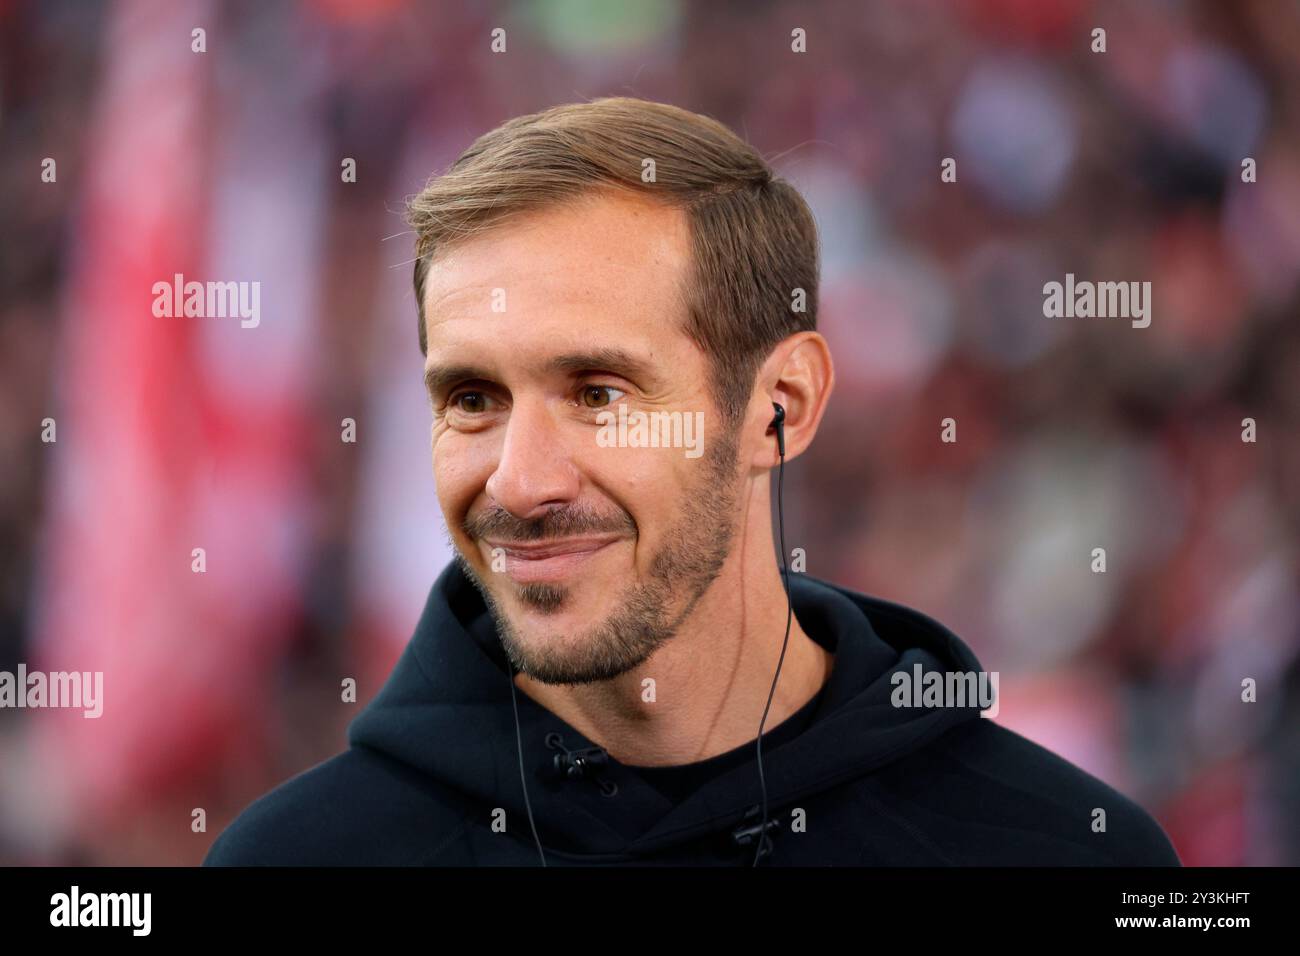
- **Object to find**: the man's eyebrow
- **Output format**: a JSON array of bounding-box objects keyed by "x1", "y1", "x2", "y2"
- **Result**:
[
  {"x1": 423, "y1": 348, "x2": 661, "y2": 397},
  {"x1": 547, "y1": 348, "x2": 660, "y2": 385},
  {"x1": 424, "y1": 364, "x2": 487, "y2": 398}
]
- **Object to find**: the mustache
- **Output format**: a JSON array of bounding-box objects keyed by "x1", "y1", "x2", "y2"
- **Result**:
[{"x1": 463, "y1": 503, "x2": 637, "y2": 542}]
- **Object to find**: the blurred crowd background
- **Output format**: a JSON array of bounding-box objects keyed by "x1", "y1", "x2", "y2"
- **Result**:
[{"x1": 2, "y1": 0, "x2": 1298, "y2": 866}]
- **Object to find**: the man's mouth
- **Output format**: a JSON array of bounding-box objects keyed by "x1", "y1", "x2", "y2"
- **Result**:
[{"x1": 481, "y1": 535, "x2": 624, "y2": 583}]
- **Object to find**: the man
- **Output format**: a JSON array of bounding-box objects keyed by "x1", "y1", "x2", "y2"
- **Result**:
[{"x1": 205, "y1": 97, "x2": 1180, "y2": 866}]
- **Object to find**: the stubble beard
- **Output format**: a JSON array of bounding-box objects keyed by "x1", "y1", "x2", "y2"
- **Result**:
[{"x1": 454, "y1": 419, "x2": 743, "y2": 685}]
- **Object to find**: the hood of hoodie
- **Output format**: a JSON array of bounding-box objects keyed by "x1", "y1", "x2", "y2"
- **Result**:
[{"x1": 348, "y1": 560, "x2": 991, "y2": 862}]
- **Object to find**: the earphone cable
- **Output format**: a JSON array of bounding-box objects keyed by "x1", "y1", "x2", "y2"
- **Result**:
[
  {"x1": 753, "y1": 445, "x2": 792, "y2": 866},
  {"x1": 510, "y1": 663, "x2": 548, "y2": 866}
]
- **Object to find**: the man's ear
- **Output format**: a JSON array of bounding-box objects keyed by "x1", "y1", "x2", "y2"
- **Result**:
[{"x1": 750, "y1": 331, "x2": 835, "y2": 468}]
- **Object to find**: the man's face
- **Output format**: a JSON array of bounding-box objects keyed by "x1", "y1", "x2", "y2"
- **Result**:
[{"x1": 422, "y1": 190, "x2": 745, "y2": 685}]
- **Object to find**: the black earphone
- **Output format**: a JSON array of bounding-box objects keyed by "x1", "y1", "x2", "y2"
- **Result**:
[
  {"x1": 768, "y1": 400, "x2": 786, "y2": 455},
  {"x1": 508, "y1": 401, "x2": 792, "y2": 867}
]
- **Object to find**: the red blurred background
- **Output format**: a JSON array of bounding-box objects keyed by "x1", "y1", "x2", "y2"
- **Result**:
[{"x1": 1, "y1": 0, "x2": 1297, "y2": 865}]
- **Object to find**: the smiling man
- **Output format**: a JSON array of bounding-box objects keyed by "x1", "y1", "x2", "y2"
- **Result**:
[
  {"x1": 418, "y1": 184, "x2": 833, "y2": 758},
  {"x1": 205, "y1": 97, "x2": 1180, "y2": 866}
]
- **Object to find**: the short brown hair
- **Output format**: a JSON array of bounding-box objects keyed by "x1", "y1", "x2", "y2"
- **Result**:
[{"x1": 406, "y1": 96, "x2": 819, "y2": 425}]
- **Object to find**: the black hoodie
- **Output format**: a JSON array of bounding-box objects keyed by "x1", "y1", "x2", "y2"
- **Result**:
[{"x1": 204, "y1": 560, "x2": 1181, "y2": 866}]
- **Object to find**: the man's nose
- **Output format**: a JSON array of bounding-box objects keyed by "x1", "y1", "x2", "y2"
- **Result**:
[{"x1": 484, "y1": 400, "x2": 580, "y2": 520}]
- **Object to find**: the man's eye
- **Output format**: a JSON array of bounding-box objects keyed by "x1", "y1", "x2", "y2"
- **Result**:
[
  {"x1": 580, "y1": 385, "x2": 626, "y2": 409},
  {"x1": 450, "y1": 391, "x2": 492, "y2": 414}
]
